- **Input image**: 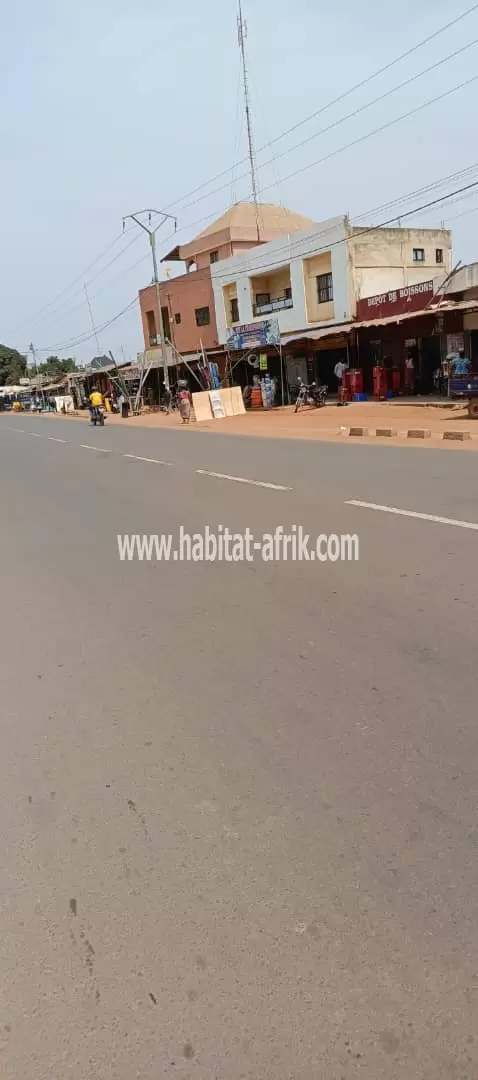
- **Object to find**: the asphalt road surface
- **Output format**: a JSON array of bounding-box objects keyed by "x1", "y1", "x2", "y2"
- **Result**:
[{"x1": 1, "y1": 414, "x2": 477, "y2": 1080}]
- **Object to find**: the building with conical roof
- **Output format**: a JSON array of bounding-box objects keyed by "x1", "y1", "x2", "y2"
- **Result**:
[{"x1": 139, "y1": 202, "x2": 314, "y2": 361}]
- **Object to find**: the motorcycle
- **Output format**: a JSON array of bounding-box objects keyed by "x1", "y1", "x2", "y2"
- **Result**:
[
  {"x1": 90, "y1": 405, "x2": 105, "y2": 427},
  {"x1": 294, "y1": 379, "x2": 327, "y2": 412}
]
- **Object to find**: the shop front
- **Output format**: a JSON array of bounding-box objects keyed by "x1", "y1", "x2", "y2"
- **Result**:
[
  {"x1": 281, "y1": 324, "x2": 355, "y2": 400},
  {"x1": 354, "y1": 280, "x2": 476, "y2": 396},
  {"x1": 225, "y1": 317, "x2": 285, "y2": 406}
]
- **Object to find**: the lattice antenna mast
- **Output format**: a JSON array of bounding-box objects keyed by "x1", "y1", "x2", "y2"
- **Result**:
[{"x1": 237, "y1": 1, "x2": 261, "y2": 241}]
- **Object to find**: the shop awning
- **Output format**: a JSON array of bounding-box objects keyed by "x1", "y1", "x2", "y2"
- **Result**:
[{"x1": 281, "y1": 323, "x2": 354, "y2": 345}]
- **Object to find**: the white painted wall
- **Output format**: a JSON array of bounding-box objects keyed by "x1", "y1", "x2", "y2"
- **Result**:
[
  {"x1": 349, "y1": 226, "x2": 452, "y2": 307},
  {"x1": 211, "y1": 217, "x2": 350, "y2": 344},
  {"x1": 210, "y1": 218, "x2": 454, "y2": 342}
]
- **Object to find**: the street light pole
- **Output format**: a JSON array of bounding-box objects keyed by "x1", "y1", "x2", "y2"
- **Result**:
[{"x1": 123, "y1": 209, "x2": 177, "y2": 392}]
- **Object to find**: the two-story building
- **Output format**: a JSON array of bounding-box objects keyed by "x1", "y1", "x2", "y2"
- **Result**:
[
  {"x1": 138, "y1": 202, "x2": 314, "y2": 374},
  {"x1": 210, "y1": 215, "x2": 452, "y2": 392}
]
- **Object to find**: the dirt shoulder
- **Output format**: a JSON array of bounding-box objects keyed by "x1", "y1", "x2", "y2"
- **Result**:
[{"x1": 8, "y1": 401, "x2": 478, "y2": 450}]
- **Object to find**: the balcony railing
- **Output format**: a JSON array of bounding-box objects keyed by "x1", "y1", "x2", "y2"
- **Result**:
[{"x1": 253, "y1": 296, "x2": 293, "y2": 317}]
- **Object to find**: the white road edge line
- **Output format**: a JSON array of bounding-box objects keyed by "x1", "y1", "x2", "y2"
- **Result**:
[
  {"x1": 196, "y1": 469, "x2": 291, "y2": 491},
  {"x1": 29, "y1": 432, "x2": 43, "y2": 437},
  {"x1": 47, "y1": 436, "x2": 67, "y2": 443},
  {"x1": 122, "y1": 454, "x2": 174, "y2": 466},
  {"x1": 346, "y1": 499, "x2": 478, "y2": 532},
  {"x1": 79, "y1": 444, "x2": 111, "y2": 453},
  {"x1": 12, "y1": 428, "x2": 25, "y2": 433}
]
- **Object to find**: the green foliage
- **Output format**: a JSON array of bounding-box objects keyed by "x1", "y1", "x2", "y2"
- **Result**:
[
  {"x1": 37, "y1": 356, "x2": 77, "y2": 377},
  {"x1": 0, "y1": 344, "x2": 27, "y2": 386}
]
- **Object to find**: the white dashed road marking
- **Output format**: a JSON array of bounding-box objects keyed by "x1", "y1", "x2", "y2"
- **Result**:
[
  {"x1": 122, "y1": 454, "x2": 174, "y2": 466},
  {"x1": 7, "y1": 426, "x2": 289, "y2": 491},
  {"x1": 346, "y1": 499, "x2": 478, "y2": 532},
  {"x1": 79, "y1": 444, "x2": 111, "y2": 453},
  {"x1": 196, "y1": 469, "x2": 291, "y2": 491}
]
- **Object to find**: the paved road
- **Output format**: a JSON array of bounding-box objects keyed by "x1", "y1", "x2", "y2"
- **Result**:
[{"x1": 1, "y1": 414, "x2": 477, "y2": 1079}]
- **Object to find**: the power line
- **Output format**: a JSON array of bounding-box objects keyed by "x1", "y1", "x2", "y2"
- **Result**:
[
  {"x1": 352, "y1": 162, "x2": 478, "y2": 222},
  {"x1": 175, "y1": 54, "x2": 478, "y2": 217},
  {"x1": 35, "y1": 175, "x2": 478, "y2": 354},
  {"x1": 14, "y1": 210, "x2": 223, "y2": 343},
  {"x1": 247, "y1": 37, "x2": 478, "y2": 193},
  {"x1": 10, "y1": 231, "x2": 128, "y2": 336},
  {"x1": 163, "y1": 1, "x2": 478, "y2": 214},
  {"x1": 35, "y1": 298, "x2": 138, "y2": 355},
  {"x1": 31, "y1": 159, "x2": 478, "y2": 357},
  {"x1": 157, "y1": 163, "x2": 478, "y2": 290},
  {"x1": 14, "y1": 22, "x2": 478, "y2": 345},
  {"x1": 211, "y1": 176, "x2": 478, "y2": 283},
  {"x1": 444, "y1": 200, "x2": 478, "y2": 224},
  {"x1": 24, "y1": 233, "x2": 143, "y2": 331},
  {"x1": 256, "y1": 72, "x2": 478, "y2": 204},
  {"x1": 10, "y1": 4, "x2": 478, "y2": 350},
  {"x1": 14, "y1": 206, "x2": 226, "y2": 338}
]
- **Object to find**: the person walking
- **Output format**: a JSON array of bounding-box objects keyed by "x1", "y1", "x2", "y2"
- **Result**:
[{"x1": 178, "y1": 384, "x2": 191, "y2": 423}]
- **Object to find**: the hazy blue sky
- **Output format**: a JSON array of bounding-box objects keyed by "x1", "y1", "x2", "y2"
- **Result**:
[{"x1": 1, "y1": 0, "x2": 477, "y2": 364}]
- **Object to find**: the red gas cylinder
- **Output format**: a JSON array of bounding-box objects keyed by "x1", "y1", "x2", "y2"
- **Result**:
[
  {"x1": 373, "y1": 366, "x2": 387, "y2": 400},
  {"x1": 349, "y1": 368, "x2": 363, "y2": 396},
  {"x1": 342, "y1": 369, "x2": 353, "y2": 402},
  {"x1": 250, "y1": 386, "x2": 263, "y2": 409}
]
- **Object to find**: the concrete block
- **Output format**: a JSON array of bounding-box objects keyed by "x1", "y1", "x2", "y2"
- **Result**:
[
  {"x1": 407, "y1": 429, "x2": 431, "y2": 439},
  {"x1": 347, "y1": 427, "x2": 369, "y2": 437},
  {"x1": 442, "y1": 430, "x2": 472, "y2": 441},
  {"x1": 375, "y1": 428, "x2": 397, "y2": 438}
]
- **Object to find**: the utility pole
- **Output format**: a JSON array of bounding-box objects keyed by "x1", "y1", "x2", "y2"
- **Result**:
[
  {"x1": 29, "y1": 342, "x2": 37, "y2": 377},
  {"x1": 237, "y1": 0, "x2": 261, "y2": 242},
  {"x1": 122, "y1": 209, "x2": 177, "y2": 391},
  {"x1": 84, "y1": 285, "x2": 102, "y2": 358}
]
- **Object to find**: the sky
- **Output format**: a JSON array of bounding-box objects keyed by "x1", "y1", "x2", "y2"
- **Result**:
[{"x1": 1, "y1": 0, "x2": 478, "y2": 365}]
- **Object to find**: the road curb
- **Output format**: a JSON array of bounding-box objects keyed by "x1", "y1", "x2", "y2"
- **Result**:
[
  {"x1": 375, "y1": 428, "x2": 398, "y2": 438},
  {"x1": 407, "y1": 429, "x2": 431, "y2": 439}
]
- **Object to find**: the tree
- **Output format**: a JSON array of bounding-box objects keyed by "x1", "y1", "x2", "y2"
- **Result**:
[
  {"x1": 0, "y1": 344, "x2": 27, "y2": 386},
  {"x1": 37, "y1": 356, "x2": 77, "y2": 377}
]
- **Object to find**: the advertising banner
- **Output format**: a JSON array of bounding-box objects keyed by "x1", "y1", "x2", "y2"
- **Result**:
[{"x1": 227, "y1": 318, "x2": 280, "y2": 351}]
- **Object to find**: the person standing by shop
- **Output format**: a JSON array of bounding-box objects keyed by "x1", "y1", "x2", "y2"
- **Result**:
[
  {"x1": 404, "y1": 352, "x2": 415, "y2": 395},
  {"x1": 334, "y1": 358, "x2": 348, "y2": 405}
]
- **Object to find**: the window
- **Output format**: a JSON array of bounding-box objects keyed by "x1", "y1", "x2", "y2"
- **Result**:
[
  {"x1": 174, "y1": 312, "x2": 182, "y2": 325},
  {"x1": 285, "y1": 286, "x2": 292, "y2": 300},
  {"x1": 436, "y1": 248, "x2": 444, "y2": 264},
  {"x1": 230, "y1": 298, "x2": 239, "y2": 323},
  {"x1": 413, "y1": 248, "x2": 425, "y2": 262},
  {"x1": 195, "y1": 306, "x2": 210, "y2": 327},
  {"x1": 317, "y1": 272, "x2": 333, "y2": 304},
  {"x1": 161, "y1": 307, "x2": 171, "y2": 341},
  {"x1": 146, "y1": 310, "x2": 157, "y2": 346},
  {"x1": 210, "y1": 250, "x2": 219, "y2": 264},
  {"x1": 255, "y1": 292, "x2": 270, "y2": 307}
]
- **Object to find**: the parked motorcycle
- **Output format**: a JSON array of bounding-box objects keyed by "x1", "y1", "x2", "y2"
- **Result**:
[
  {"x1": 90, "y1": 406, "x2": 105, "y2": 427},
  {"x1": 294, "y1": 379, "x2": 327, "y2": 412}
]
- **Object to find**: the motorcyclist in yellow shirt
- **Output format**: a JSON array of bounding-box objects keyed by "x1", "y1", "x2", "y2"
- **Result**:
[{"x1": 88, "y1": 387, "x2": 105, "y2": 423}]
